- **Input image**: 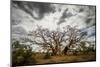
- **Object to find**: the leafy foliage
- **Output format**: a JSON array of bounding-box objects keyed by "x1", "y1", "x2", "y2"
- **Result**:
[{"x1": 12, "y1": 41, "x2": 36, "y2": 66}]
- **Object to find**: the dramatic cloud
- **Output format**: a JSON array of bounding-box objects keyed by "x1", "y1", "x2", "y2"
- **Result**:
[
  {"x1": 11, "y1": 1, "x2": 96, "y2": 42},
  {"x1": 12, "y1": 1, "x2": 55, "y2": 20}
]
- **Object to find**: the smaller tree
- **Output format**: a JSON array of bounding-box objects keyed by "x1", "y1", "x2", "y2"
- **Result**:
[{"x1": 63, "y1": 25, "x2": 87, "y2": 55}]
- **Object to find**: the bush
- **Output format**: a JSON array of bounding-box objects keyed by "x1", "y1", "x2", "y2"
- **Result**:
[
  {"x1": 12, "y1": 41, "x2": 37, "y2": 66},
  {"x1": 27, "y1": 55, "x2": 37, "y2": 64}
]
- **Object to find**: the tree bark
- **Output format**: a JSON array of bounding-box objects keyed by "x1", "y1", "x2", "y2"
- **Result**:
[
  {"x1": 63, "y1": 46, "x2": 68, "y2": 55},
  {"x1": 63, "y1": 40, "x2": 73, "y2": 55}
]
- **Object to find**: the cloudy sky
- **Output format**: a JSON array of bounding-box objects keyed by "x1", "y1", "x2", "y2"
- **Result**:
[{"x1": 11, "y1": 1, "x2": 96, "y2": 42}]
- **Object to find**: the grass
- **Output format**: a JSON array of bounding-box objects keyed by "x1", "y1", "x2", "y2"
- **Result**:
[
  {"x1": 34, "y1": 52, "x2": 96, "y2": 64},
  {"x1": 13, "y1": 51, "x2": 96, "y2": 66}
]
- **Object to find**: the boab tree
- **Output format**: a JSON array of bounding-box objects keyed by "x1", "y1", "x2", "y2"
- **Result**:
[
  {"x1": 63, "y1": 25, "x2": 87, "y2": 55},
  {"x1": 27, "y1": 25, "x2": 87, "y2": 55},
  {"x1": 27, "y1": 26, "x2": 67, "y2": 55}
]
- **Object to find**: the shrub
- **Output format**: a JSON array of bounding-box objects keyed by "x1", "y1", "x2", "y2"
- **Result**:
[{"x1": 12, "y1": 41, "x2": 37, "y2": 66}]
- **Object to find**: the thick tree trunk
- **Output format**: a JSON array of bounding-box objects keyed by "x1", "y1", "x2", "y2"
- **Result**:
[
  {"x1": 51, "y1": 47, "x2": 60, "y2": 55},
  {"x1": 63, "y1": 46, "x2": 68, "y2": 55},
  {"x1": 52, "y1": 50, "x2": 57, "y2": 55},
  {"x1": 63, "y1": 40, "x2": 73, "y2": 55}
]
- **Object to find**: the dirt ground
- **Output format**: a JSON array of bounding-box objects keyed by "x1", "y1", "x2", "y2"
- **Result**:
[{"x1": 35, "y1": 53, "x2": 96, "y2": 64}]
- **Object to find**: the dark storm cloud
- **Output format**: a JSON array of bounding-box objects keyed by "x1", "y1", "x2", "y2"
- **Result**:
[
  {"x1": 88, "y1": 32, "x2": 96, "y2": 37},
  {"x1": 84, "y1": 6, "x2": 96, "y2": 38},
  {"x1": 86, "y1": 18, "x2": 93, "y2": 24},
  {"x1": 79, "y1": 8, "x2": 84, "y2": 12},
  {"x1": 11, "y1": 19, "x2": 22, "y2": 25},
  {"x1": 88, "y1": 6, "x2": 96, "y2": 16},
  {"x1": 12, "y1": 1, "x2": 55, "y2": 20},
  {"x1": 57, "y1": 8, "x2": 74, "y2": 25},
  {"x1": 85, "y1": 17, "x2": 95, "y2": 26},
  {"x1": 78, "y1": 6, "x2": 95, "y2": 15},
  {"x1": 85, "y1": 6, "x2": 96, "y2": 25}
]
